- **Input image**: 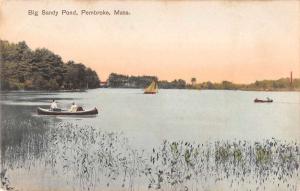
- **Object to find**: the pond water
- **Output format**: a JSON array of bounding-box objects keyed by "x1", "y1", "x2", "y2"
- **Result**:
[{"x1": 1, "y1": 89, "x2": 300, "y2": 191}]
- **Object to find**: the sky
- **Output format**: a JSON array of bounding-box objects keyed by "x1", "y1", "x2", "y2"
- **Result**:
[{"x1": 0, "y1": 0, "x2": 299, "y2": 83}]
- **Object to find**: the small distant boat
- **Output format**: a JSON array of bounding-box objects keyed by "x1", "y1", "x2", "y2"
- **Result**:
[
  {"x1": 254, "y1": 98, "x2": 273, "y2": 103},
  {"x1": 37, "y1": 107, "x2": 98, "y2": 115},
  {"x1": 144, "y1": 80, "x2": 158, "y2": 94}
]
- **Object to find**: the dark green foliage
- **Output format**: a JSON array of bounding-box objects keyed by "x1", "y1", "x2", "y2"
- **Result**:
[
  {"x1": 159, "y1": 79, "x2": 186, "y2": 89},
  {"x1": 107, "y1": 72, "x2": 299, "y2": 91},
  {"x1": 247, "y1": 78, "x2": 300, "y2": 90},
  {"x1": 197, "y1": 78, "x2": 300, "y2": 91},
  {"x1": 108, "y1": 73, "x2": 158, "y2": 88},
  {"x1": 107, "y1": 73, "x2": 187, "y2": 89},
  {"x1": 0, "y1": 40, "x2": 100, "y2": 90}
]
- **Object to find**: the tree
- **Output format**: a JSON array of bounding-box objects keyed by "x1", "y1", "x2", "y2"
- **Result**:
[
  {"x1": 0, "y1": 40, "x2": 100, "y2": 90},
  {"x1": 191, "y1": 78, "x2": 196, "y2": 86},
  {"x1": 32, "y1": 74, "x2": 48, "y2": 89},
  {"x1": 49, "y1": 79, "x2": 59, "y2": 90}
]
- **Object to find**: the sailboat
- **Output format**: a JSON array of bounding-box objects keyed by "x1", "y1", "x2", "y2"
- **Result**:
[{"x1": 144, "y1": 80, "x2": 158, "y2": 94}]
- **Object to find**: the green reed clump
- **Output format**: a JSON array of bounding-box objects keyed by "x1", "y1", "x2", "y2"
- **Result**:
[
  {"x1": 255, "y1": 145, "x2": 271, "y2": 164},
  {"x1": 233, "y1": 148, "x2": 242, "y2": 162},
  {"x1": 215, "y1": 146, "x2": 230, "y2": 162}
]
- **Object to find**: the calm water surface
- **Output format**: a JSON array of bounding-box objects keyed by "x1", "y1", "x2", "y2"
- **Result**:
[{"x1": 1, "y1": 89, "x2": 300, "y2": 191}]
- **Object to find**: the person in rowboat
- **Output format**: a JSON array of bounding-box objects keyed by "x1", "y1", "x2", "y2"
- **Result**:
[
  {"x1": 50, "y1": 99, "x2": 58, "y2": 111},
  {"x1": 69, "y1": 102, "x2": 78, "y2": 112}
]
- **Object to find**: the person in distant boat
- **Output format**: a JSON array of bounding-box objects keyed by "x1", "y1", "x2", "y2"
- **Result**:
[
  {"x1": 50, "y1": 99, "x2": 58, "y2": 110},
  {"x1": 69, "y1": 102, "x2": 78, "y2": 112}
]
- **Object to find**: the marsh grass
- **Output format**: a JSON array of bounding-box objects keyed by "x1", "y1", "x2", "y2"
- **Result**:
[
  {"x1": 42, "y1": 123, "x2": 300, "y2": 191},
  {"x1": 1, "y1": 120, "x2": 300, "y2": 191},
  {"x1": 0, "y1": 105, "x2": 51, "y2": 169},
  {"x1": 0, "y1": 105, "x2": 54, "y2": 191},
  {"x1": 46, "y1": 123, "x2": 146, "y2": 191}
]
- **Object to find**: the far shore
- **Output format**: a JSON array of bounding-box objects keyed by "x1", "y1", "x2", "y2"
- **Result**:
[{"x1": 1, "y1": 87, "x2": 299, "y2": 93}]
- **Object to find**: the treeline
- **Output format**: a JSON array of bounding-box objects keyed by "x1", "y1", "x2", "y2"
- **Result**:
[
  {"x1": 194, "y1": 78, "x2": 300, "y2": 91},
  {"x1": 107, "y1": 73, "x2": 187, "y2": 89},
  {"x1": 107, "y1": 73, "x2": 299, "y2": 91},
  {"x1": 0, "y1": 40, "x2": 100, "y2": 90}
]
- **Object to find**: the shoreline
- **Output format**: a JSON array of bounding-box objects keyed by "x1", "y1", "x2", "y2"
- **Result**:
[{"x1": 1, "y1": 88, "x2": 299, "y2": 93}]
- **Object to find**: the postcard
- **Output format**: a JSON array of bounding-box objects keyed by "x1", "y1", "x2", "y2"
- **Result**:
[{"x1": 0, "y1": 0, "x2": 299, "y2": 191}]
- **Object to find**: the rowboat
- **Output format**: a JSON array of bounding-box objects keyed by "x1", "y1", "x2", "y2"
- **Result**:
[
  {"x1": 37, "y1": 107, "x2": 98, "y2": 115},
  {"x1": 144, "y1": 80, "x2": 158, "y2": 94},
  {"x1": 254, "y1": 98, "x2": 273, "y2": 103}
]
